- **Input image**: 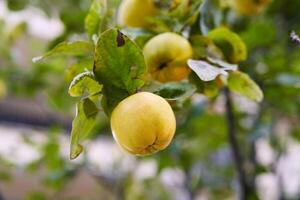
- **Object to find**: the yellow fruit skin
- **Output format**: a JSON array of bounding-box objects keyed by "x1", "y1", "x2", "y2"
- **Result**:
[
  {"x1": 117, "y1": 0, "x2": 158, "y2": 28},
  {"x1": 228, "y1": 0, "x2": 271, "y2": 16},
  {"x1": 143, "y1": 32, "x2": 193, "y2": 82},
  {"x1": 111, "y1": 92, "x2": 176, "y2": 156}
]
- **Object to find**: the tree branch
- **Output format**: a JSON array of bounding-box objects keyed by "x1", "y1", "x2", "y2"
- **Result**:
[
  {"x1": 224, "y1": 88, "x2": 248, "y2": 200},
  {"x1": 0, "y1": 96, "x2": 72, "y2": 130}
]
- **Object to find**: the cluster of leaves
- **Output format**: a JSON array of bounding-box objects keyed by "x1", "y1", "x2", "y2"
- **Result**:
[
  {"x1": 33, "y1": 0, "x2": 264, "y2": 161},
  {"x1": 2, "y1": 0, "x2": 300, "y2": 199}
]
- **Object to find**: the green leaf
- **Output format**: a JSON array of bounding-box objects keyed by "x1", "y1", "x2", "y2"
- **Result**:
[
  {"x1": 101, "y1": 86, "x2": 129, "y2": 115},
  {"x1": 153, "y1": 82, "x2": 196, "y2": 101},
  {"x1": 32, "y1": 41, "x2": 94, "y2": 63},
  {"x1": 190, "y1": 35, "x2": 224, "y2": 59},
  {"x1": 94, "y1": 28, "x2": 147, "y2": 114},
  {"x1": 70, "y1": 98, "x2": 99, "y2": 159},
  {"x1": 7, "y1": 0, "x2": 28, "y2": 11},
  {"x1": 68, "y1": 71, "x2": 102, "y2": 97},
  {"x1": 203, "y1": 80, "x2": 220, "y2": 98},
  {"x1": 85, "y1": 0, "x2": 107, "y2": 38},
  {"x1": 65, "y1": 59, "x2": 94, "y2": 82},
  {"x1": 208, "y1": 27, "x2": 247, "y2": 63},
  {"x1": 94, "y1": 29, "x2": 147, "y2": 92},
  {"x1": 228, "y1": 71, "x2": 263, "y2": 102},
  {"x1": 189, "y1": 72, "x2": 220, "y2": 98}
]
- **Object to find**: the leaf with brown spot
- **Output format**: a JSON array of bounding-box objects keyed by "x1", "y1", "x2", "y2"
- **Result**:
[{"x1": 116, "y1": 30, "x2": 125, "y2": 47}]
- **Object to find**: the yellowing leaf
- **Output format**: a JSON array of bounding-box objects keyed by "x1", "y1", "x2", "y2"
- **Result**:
[
  {"x1": 208, "y1": 27, "x2": 247, "y2": 63},
  {"x1": 64, "y1": 59, "x2": 94, "y2": 82},
  {"x1": 68, "y1": 71, "x2": 102, "y2": 97},
  {"x1": 228, "y1": 71, "x2": 263, "y2": 102}
]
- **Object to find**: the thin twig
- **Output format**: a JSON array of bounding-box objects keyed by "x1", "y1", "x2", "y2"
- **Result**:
[
  {"x1": 248, "y1": 103, "x2": 264, "y2": 188},
  {"x1": 224, "y1": 88, "x2": 248, "y2": 200}
]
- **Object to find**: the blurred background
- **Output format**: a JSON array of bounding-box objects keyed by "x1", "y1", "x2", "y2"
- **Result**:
[{"x1": 0, "y1": 0, "x2": 300, "y2": 199}]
